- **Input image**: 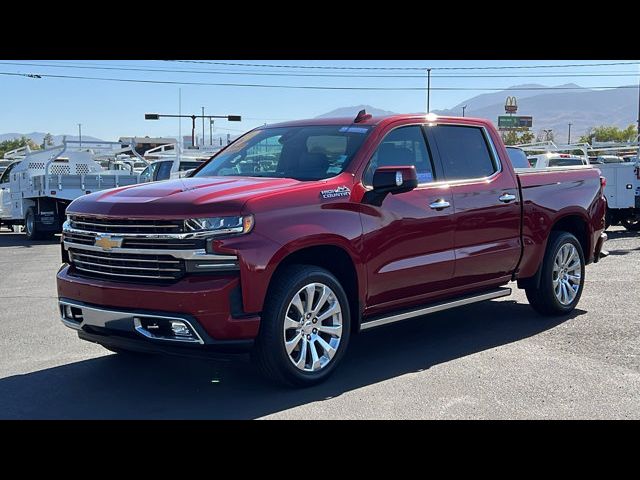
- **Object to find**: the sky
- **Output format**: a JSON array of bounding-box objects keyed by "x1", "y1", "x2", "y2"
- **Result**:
[{"x1": 0, "y1": 59, "x2": 638, "y2": 142}]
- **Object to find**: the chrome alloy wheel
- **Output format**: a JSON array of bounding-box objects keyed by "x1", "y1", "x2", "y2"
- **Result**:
[
  {"x1": 552, "y1": 243, "x2": 582, "y2": 305},
  {"x1": 283, "y1": 282, "x2": 343, "y2": 372}
]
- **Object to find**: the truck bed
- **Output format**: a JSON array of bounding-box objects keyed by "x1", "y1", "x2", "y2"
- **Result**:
[{"x1": 516, "y1": 166, "x2": 604, "y2": 278}]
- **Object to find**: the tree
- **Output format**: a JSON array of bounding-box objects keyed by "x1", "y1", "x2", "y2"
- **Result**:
[
  {"x1": 501, "y1": 130, "x2": 535, "y2": 145},
  {"x1": 41, "y1": 133, "x2": 54, "y2": 149},
  {"x1": 579, "y1": 124, "x2": 638, "y2": 144},
  {"x1": 0, "y1": 136, "x2": 41, "y2": 159}
]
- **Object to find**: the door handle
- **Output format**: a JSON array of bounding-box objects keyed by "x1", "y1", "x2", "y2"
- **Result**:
[
  {"x1": 429, "y1": 199, "x2": 451, "y2": 210},
  {"x1": 498, "y1": 193, "x2": 516, "y2": 203}
]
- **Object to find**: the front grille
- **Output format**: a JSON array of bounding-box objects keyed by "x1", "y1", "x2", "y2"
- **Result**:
[
  {"x1": 68, "y1": 215, "x2": 184, "y2": 234},
  {"x1": 68, "y1": 248, "x2": 185, "y2": 282},
  {"x1": 62, "y1": 232, "x2": 204, "y2": 251}
]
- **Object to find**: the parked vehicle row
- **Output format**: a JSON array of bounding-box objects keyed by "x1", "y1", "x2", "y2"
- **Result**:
[{"x1": 56, "y1": 113, "x2": 608, "y2": 387}]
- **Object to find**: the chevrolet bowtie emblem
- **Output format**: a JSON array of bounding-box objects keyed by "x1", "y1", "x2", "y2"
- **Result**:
[{"x1": 94, "y1": 234, "x2": 123, "y2": 251}]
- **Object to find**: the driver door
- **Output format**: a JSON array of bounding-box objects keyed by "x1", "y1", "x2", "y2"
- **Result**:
[
  {"x1": 359, "y1": 124, "x2": 456, "y2": 315},
  {"x1": 0, "y1": 163, "x2": 15, "y2": 218}
]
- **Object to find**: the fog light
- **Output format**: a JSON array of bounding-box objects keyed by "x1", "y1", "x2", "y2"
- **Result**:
[{"x1": 170, "y1": 320, "x2": 192, "y2": 337}]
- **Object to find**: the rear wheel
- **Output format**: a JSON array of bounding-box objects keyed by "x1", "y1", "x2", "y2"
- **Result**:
[
  {"x1": 24, "y1": 207, "x2": 53, "y2": 240},
  {"x1": 253, "y1": 265, "x2": 351, "y2": 387},
  {"x1": 526, "y1": 231, "x2": 585, "y2": 316},
  {"x1": 621, "y1": 218, "x2": 640, "y2": 231}
]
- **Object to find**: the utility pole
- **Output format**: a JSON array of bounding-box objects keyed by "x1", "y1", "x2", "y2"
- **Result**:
[
  {"x1": 77, "y1": 123, "x2": 82, "y2": 147},
  {"x1": 568, "y1": 123, "x2": 572, "y2": 144},
  {"x1": 426, "y1": 68, "x2": 432, "y2": 113},
  {"x1": 201, "y1": 106, "x2": 205, "y2": 148},
  {"x1": 462, "y1": 104, "x2": 467, "y2": 117}
]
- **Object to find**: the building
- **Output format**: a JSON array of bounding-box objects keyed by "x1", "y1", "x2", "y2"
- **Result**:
[{"x1": 119, "y1": 136, "x2": 175, "y2": 156}]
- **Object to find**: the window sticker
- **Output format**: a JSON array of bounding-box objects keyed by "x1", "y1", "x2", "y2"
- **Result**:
[
  {"x1": 417, "y1": 172, "x2": 433, "y2": 183},
  {"x1": 338, "y1": 126, "x2": 369, "y2": 134}
]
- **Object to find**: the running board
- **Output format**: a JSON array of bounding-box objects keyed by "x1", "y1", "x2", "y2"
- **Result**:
[{"x1": 360, "y1": 287, "x2": 512, "y2": 331}]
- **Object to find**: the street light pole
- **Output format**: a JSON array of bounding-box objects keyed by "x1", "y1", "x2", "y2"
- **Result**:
[
  {"x1": 568, "y1": 123, "x2": 572, "y2": 144},
  {"x1": 78, "y1": 123, "x2": 82, "y2": 148},
  {"x1": 462, "y1": 105, "x2": 467, "y2": 117},
  {"x1": 201, "y1": 106, "x2": 205, "y2": 148},
  {"x1": 190, "y1": 115, "x2": 196, "y2": 148},
  {"x1": 426, "y1": 68, "x2": 432, "y2": 113}
]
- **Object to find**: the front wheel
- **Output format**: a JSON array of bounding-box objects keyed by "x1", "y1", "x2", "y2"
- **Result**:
[
  {"x1": 252, "y1": 265, "x2": 351, "y2": 387},
  {"x1": 526, "y1": 231, "x2": 585, "y2": 316},
  {"x1": 621, "y1": 218, "x2": 640, "y2": 231}
]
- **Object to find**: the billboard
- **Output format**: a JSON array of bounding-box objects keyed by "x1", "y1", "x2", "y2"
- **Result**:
[{"x1": 498, "y1": 115, "x2": 533, "y2": 128}]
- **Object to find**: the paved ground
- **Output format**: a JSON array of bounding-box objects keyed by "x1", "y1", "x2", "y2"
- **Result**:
[{"x1": 0, "y1": 226, "x2": 638, "y2": 419}]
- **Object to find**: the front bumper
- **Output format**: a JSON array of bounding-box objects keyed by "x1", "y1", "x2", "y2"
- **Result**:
[
  {"x1": 56, "y1": 264, "x2": 261, "y2": 342},
  {"x1": 58, "y1": 298, "x2": 253, "y2": 358}
]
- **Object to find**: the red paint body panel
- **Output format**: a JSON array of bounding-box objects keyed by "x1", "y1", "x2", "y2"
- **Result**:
[
  {"x1": 57, "y1": 265, "x2": 260, "y2": 339},
  {"x1": 57, "y1": 114, "x2": 606, "y2": 342}
]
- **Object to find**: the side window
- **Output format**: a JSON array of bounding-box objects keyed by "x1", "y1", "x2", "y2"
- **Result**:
[
  {"x1": 0, "y1": 163, "x2": 16, "y2": 184},
  {"x1": 156, "y1": 161, "x2": 173, "y2": 181},
  {"x1": 363, "y1": 126, "x2": 435, "y2": 186},
  {"x1": 433, "y1": 125, "x2": 497, "y2": 180}
]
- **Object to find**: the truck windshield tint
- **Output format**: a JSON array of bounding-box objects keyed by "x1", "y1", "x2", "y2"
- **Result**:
[{"x1": 195, "y1": 125, "x2": 372, "y2": 181}]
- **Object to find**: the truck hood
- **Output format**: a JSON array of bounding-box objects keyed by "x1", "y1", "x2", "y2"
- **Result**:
[{"x1": 67, "y1": 176, "x2": 303, "y2": 217}]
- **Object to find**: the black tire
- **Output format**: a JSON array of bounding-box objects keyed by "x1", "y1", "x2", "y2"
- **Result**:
[
  {"x1": 252, "y1": 265, "x2": 351, "y2": 387},
  {"x1": 526, "y1": 231, "x2": 585, "y2": 316},
  {"x1": 24, "y1": 207, "x2": 54, "y2": 240},
  {"x1": 621, "y1": 218, "x2": 640, "y2": 231}
]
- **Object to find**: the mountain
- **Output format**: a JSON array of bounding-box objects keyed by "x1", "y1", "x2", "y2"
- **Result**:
[
  {"x1": 435, "y1": 84, "x2": 637, "y2": 141},
  {"x1": 316, "y1": 105, "x2": 397, "y2": 118},
  {"x1": 0, "y1": 132, "x2": 105, "y2": 145},
  {"x1": 317, "y1": 84, "x2": 637, "y2": 142}
]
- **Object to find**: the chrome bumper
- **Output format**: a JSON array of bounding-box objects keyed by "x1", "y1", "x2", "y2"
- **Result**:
[{"x1": 58, "y1": 299, "x2": 204, "y2": 344}]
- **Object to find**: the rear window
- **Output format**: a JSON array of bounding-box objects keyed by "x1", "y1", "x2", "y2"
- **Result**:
[
  {"x1": 433, "y1": 125, "x2": 497, "y2": 180},
  {"x1": 548, "y1": 157, "x2": 584, "y2": 167},
  {"x1": 506, "y1": 147, "x2": 530, "y2": 168}
]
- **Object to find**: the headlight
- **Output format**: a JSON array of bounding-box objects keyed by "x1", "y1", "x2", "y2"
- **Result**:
[{"x1": 184, "y1": 215, "x2": 254, "y2": 236}]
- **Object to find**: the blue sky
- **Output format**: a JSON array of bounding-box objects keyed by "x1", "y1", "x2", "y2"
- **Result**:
[{"x1": 0, "y1": 60, "x2": 638, "y2": 141}]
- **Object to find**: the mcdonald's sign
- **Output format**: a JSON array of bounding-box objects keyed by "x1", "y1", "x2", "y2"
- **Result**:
[{"x1": 505, "y1": 96, "x2": 518, "y2": 114}]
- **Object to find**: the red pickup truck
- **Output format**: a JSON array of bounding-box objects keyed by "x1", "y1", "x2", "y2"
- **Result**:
[{"x1": 57, "y1": 113, "x2": 608, "y2": 386}]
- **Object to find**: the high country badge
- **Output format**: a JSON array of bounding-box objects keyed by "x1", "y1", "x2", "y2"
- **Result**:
[{"x1": 320, "y1": 186, "x2": 351, "y2": 199}]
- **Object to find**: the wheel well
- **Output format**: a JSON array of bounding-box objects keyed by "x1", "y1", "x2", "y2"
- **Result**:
[
  {"x1": 551, "y1": 215, "x2": 589, "y2": 258},
  {"x1": 272, "y1": 245, "x2": 360, "y2": 332}
]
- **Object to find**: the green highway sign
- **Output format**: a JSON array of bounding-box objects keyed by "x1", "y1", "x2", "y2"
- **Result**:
[{"x1": 498, "y1": 115, "x2": 533, "y2": 128}]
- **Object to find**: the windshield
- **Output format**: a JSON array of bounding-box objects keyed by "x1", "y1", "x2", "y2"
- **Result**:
[{"x1": 195, "y1": 125, "x2": 372, "y2": 181}]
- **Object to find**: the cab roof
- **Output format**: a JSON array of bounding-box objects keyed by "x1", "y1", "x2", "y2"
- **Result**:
[{"x1": 265, "y1": 114, "x2": 492, "y2": 129}]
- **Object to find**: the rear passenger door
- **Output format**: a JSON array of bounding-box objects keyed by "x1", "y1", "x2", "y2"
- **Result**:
[{"x1": 430, "y1": 124, "x2": 521, "y2": 287}]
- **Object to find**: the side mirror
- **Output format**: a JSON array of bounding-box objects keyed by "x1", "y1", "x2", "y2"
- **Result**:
[{"x1": 364, "y1": 166, "x2": 418, "y2": 206}]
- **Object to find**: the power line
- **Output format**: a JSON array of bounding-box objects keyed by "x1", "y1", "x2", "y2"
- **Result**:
[
  {"x1": 1, "y1": 61, "x2": 639, "y2": 79},
  {"x1": 2, "y1": 71, "x2": 638, "y2": 92},
  {"x1": 166, "y1": 60, "x2": 640, "y2": 71}
]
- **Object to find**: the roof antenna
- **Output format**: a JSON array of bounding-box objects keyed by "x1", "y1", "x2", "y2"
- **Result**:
[{"x1": 354, "y1": 109, "x2": 372, "y2": 123}]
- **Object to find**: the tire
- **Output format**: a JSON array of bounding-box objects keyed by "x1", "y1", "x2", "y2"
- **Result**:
[
  {"x1": 621, "y1": 218, "x2": 640, "y2": 231},
  {"x1": 252, "y1": 265, "x2": 351, "y2": 387},
  {"x1": 24, "y1": 207, "x2": 53, "y2": 240},
  {"x1": 526, "y1": 231, "x2": 585, "y2": 316}
]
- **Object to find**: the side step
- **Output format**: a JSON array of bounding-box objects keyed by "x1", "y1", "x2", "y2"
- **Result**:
[{"x1": 360, "y1": 287, "x2": 512, "y2": 331}]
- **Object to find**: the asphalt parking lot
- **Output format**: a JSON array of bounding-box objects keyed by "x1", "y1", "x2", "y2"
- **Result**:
[{"x1": 0, "y1": 227, "x2": 638, "y2": 419}]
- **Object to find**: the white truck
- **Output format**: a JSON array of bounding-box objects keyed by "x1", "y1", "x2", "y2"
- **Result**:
[
  {"x1": 0, "y1": 141, "x2": 141, "y2": 239},
  {"x1": 518, "y1": 141, "x2": 640, "y2": 231}
]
